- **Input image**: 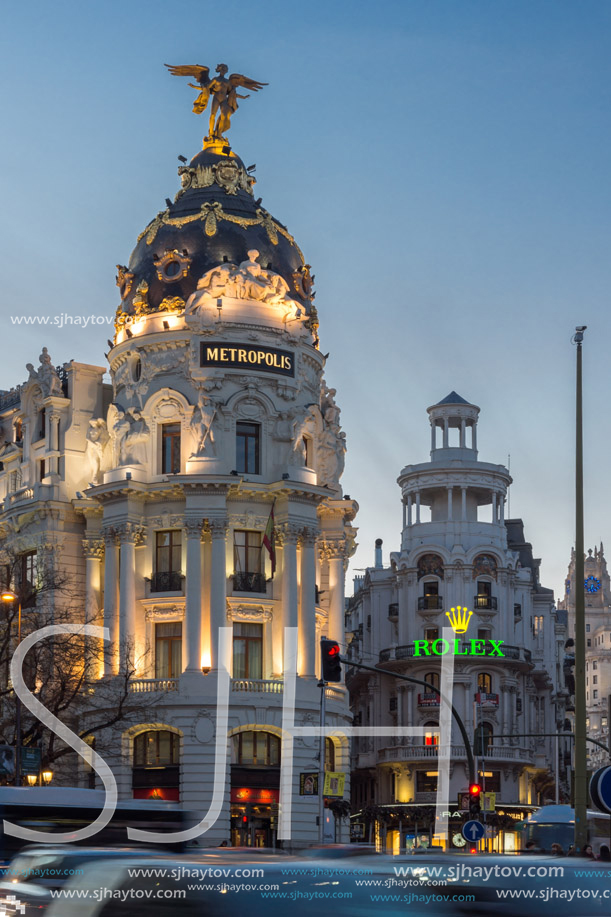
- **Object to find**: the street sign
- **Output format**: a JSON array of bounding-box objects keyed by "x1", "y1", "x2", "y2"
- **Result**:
[
  {"x1": 21, "y1": 748, "x2": 41, "y2": 776},
  {"x1": 483, "y1": 791, "x2": 496, "y2": 812},
  {"x1": 458, "y1": 792, "x2": 470, "y2": 812},
  {"x1": 323, "y1": 772, "x2": 345, "y2": 796},
  {"x1": 590, "y1": 765, "x2": 611, "y2": 815},
  {"x1": 299, "y1": 773, "x2": 318, "y2": 796},
  {"x1": 462, "y1": 819, "x2": 485, "y2": 842}
]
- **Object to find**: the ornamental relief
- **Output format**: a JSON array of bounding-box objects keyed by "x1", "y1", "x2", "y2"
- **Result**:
[
  {"x1": 226, "y1": 603, "x2": 273, "y2": 623},
  {"x1": 145, "y1": 606, "x2": 185, "y2": 621}
]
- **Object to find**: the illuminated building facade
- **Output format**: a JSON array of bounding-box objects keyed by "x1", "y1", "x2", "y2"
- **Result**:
[
  {"x1": 0, "y1": 131, "x2": 356, "y2": 846},
  {"x1": 346, "y1": 393, "x2": 567, "y2": 851}
]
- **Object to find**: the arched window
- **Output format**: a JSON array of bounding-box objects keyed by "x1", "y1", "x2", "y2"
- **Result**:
[
  {"x1": 477, "y1": 673, "x2": 492, "y2": 694},
  {"x1": 133, "y1": 730, "x2": 179, "y2": 767},
  {"x1": 424, "y1": 672, "x2": 440, "y2": 691},
  {"x1": 424, "y1": 721, "x2": 440, "y2": 746},
  {"x1": 474, "y1": 722, "x2": 493, "y2": 756},
  {"x1": 232, "y1": 731, "x2": 280, "y2": 766},
  {"x1": 325, "y1": 737, "x2": 336, "y2": 771}
]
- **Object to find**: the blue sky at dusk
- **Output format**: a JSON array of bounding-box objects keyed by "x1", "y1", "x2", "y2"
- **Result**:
[{"x1": 1, "y1": 0, "x2": 610, "y2": 597}]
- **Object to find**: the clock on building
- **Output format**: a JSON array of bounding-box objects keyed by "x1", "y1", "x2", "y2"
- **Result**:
[{"x1": 584, "y1": 575, "x2": 601, "y2": 594}]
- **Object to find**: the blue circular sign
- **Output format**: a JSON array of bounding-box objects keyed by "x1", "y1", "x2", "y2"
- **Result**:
[
  {"x1": 590, "y1": 766, "x2": 611, "y2": 814},
  {"x1": 462, "y1": 819, "x2": 485, "y2": 842}
]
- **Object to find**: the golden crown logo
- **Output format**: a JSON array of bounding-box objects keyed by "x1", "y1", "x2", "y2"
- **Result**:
[{"x1": 445, "y1": 606, "x2": 473, "y2": 634}]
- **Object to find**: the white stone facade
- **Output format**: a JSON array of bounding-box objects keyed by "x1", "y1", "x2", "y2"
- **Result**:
[
  {"x1": 0, "y1": 148, "x2": 357, "y2": 847},
  {"x1": 345, "y1": 393, "x2": 567, "y2": 850}
]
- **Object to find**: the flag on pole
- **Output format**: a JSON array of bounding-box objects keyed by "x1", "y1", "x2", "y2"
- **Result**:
[{"x1": 262, "y1": 504, "x2": 276, "y2": 576}]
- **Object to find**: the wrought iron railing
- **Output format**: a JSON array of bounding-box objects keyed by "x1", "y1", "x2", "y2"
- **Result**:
[
  {"x1": 232, "y1": 572, "x2": 267, "y2": 593},
  {"x1": 149, "y1": 571, "x2": 184, "y2": 593},
  {"x1": 418, "y1": 595, "x2": 443, "y2": 610},
  {"x1": 473, "y1": 595, "x2": 498, "y2": 609}
]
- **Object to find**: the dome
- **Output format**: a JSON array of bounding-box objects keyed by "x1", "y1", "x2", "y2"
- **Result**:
[{"x1": 115, "y1": 144, "x2": 313, "y2": 324}]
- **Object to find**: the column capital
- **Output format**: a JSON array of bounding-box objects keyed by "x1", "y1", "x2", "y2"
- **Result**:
[
  {"x1": 82, "y1": 537, "x2": 104, "y2": 560},
  {"x1": 276, "y1": 522, "x2": 301, "y2": 546},
  {"x1": 209, "y1": 518, "x2": 228, "y2": 539},
  {"x1": 183, "y1": 519, "x2": 204, "y2": 540},
  {"x1": 102, "y1": 527, "x2": 119, "y2": 547},
  {"x1": 299, "y1": 527, "x2": 318, "y2": 547},
  {"x1": 115, "y1": 522, "x2": 145, "y2": 545},
  {"x1": 319, "y1": 538, "x2": 346, "y2": 561}
]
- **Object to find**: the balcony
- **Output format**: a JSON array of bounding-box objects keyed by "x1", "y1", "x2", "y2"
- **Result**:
[
  {"x1": 149, "y1": 571, "x2": 184, "y2": 593},
  {"x1": 378, "y1": 743, "x2": 533, "y2": 765},
  {"x1": 129, "y1": 678, "x2": 178, "y2": 693},
  {"x1": 231, "y1": 678, "x2": 283, "y2": 694},
  {"x1": 418, "y1": 595, "x2": 443, "y2": 611},
  {"x1": 473, "y1": 595, "x2": 498, "y2": 610},
  {"x1": 232, "y1": 572, "x2": 267, "y2": 593}
]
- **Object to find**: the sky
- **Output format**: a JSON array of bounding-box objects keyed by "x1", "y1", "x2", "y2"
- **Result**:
[{"x1": 1, "y1": 0, "x2": 610, "y2": 599}]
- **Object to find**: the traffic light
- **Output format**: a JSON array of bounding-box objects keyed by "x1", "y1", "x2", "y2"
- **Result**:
[
  {"x1": 469, "y1": 783, "x2": 482, "y2": 818},
  {"x1": 321, "y1": 639, "x2": 342, "y2": 682}
]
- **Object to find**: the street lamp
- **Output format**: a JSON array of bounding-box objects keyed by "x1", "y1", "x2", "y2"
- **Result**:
[
  {"x1": 0, "y1": 590, "x2": 21, "y2": 787},
  {"x1": 42, "y1": 770, "x2": 53, "y2": 785},
  {"x1": 26, "y1": 774, "x2": 37, "y2": 787}
]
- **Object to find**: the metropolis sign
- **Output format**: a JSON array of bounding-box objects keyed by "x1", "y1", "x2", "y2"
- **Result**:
[{"x1": 200, "y1": 342, "x2": 295, "y2": 377}]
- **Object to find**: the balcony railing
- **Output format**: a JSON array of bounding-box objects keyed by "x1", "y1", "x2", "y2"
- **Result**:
[
  {"x1": 378, "y1": 743, "x2": 532, "y2": 764},
  {"x1": 474, "y1": 595, "x2": 498, "y2": 610},
  {"x1": 231, "y1": 678, "x2": 283, "y2": 694},
  {"x1": 129, "y1": 678, "x2": 178, "y2": 693},
  {"x1": 418, "y1": 595, "x2": 443, "y2": 610},
  {"x1": 149, "y1": 571, "x2": 183, "y2": 593},
  {"x1": 232, "y1": 572, "x2": 267, "y2": 593}
]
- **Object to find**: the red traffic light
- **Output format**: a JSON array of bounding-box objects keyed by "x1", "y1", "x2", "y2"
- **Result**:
[
  {"x1": 327, "y1": 644, "x2": 340, "y2": 657},
  {"x1": 321, "y1": 638, "x2": 342, "y2": 682},
  {"x1": 469, "y1": 783, "x2": 482, "y2": 796}
]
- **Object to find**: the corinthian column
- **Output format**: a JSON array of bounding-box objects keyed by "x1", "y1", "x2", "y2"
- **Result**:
[
  {"x1": 327, "y1": 541, "x2": 346, "y2": 647},
  {"x1": 102, "y1": 529, "x2": 119, "y2": 676},
  {"x1": 184, "y1": 519, "x2": 203, "y2": 673},
  {"x1": 118, "y1": 523, "x2": 143, "y2": 672},
  {"x1": 298, "y1": 528, "x2": 317, "y2": 677},
  {"x1": 83, "y1": 537, "x2": 103, "y2": 679},
  {"x1": 209, "y1": 519, "x2": 228, "y2": 671}
]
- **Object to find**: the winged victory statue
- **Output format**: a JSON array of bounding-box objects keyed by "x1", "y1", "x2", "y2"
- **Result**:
[{"x1": 165, "y1": 62, "x2": 267, "y2": 142}]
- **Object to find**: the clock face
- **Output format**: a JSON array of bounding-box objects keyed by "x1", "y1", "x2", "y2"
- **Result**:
[{"x1": 584, "y1": 575, "x2": 601, "y2": 594}]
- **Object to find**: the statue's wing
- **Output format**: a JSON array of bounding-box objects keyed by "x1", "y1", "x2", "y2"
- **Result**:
[
  {"x1": 165, "y1": 64, "x2": 210, "y2": 86},
  {"x1": 228, "y1": 73, "x2": 268, "y2": 92}
]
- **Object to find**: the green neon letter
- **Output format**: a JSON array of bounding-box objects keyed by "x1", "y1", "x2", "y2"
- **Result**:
[{"x1": 413, "y1": 640, "x2": 430, "y2": 656}]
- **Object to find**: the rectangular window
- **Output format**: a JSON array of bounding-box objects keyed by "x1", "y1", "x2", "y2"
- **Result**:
[
  {"x1": 236, "y1": 422, "x2": 260, "y2": 474},
  {"x1": 425, "y1": 627, "x2": 439, "y2": 643},
  {"x1": 593, "y1": 661, "x2": 598, "y2": 670},
  {"x1": 232, "y1": 622, "x2": 263, "y2": 679},
  {"x1": 20, "y1": 551, "x2": 38, "y2": 607},
  {"x1": 161, "y1": 423, "x2": 181, "y2": 474},
  {"x1": 593, "y1": 690, "x2": 599, "y2": 699},
  {"x1": 586, "y1": 624, "x2": 590, "y2": 632},
  {"x1": 233, "y1": 530, "x2": 265, "y2": 592},
  {"x1": 593, "y1": 675, "x2": 598, "y2": 684},
  {"x1": 155, "y1": 622, "x2": 182, "y2": 678},
  {"x1": 416, "y1": 771, "x2": 438, "y2": 793},
  {"x1": 153, "y1": 530, "x2": 182, "y2": 592},
  {"x1": 39, "y1": 459, "x2": 45, "y2": 482}
]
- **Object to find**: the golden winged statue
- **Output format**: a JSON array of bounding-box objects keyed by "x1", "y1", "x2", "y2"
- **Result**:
[{"x1": 165, "y1": 63, "x2": 267, "y2": 142}]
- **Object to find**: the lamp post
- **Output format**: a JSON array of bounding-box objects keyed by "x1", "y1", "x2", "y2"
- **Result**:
[
  {"x1": 1, "y1": 589, "x2": 21, "y2": 787},
  {"x1": 573, "y1": 326, "x2": 588, "y2": 851}
]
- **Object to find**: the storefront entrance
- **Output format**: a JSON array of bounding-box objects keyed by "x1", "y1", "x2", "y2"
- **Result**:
[{"x1": 231, "y1": 801, "x2": 275, "y2": 847}]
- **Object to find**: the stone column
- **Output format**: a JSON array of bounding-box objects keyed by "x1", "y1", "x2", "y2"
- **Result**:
[
  {"x1": 103, "y1": 529, "x2": 119, "y2": 676},
  {"x1": 447, "y1": 486, "x2": 453, "y2": 521},
  {"x1": 402, "y1": 498, "x2": 407, "y2": 529},
  {"x1": 83, "y1": 538, "x2": 103, "y2": 679},
  {"x1": 280, "y1": 524, "x2": 299, "y2": 634},
  {"x1": 407, "y1": 494, "x2": 412, "y2": 526},
  {"x1": 209, "y1": 519, "x2": 228, "y2": 671},
  {"x1": 461, "y1": 487, "x2": 467, "y2": 521},
  {"x1": 500, "y1": 496, "x2": 505, "y2": 523},
  {"x1": 298, "y1": 528, "x2": 317, "y2": 677},
  {"x1": 415, "y1": 491, "x2": 421, "y2": 524},
  {"x1": 442, "y1": 418, "x2": 449, "y2": 448},
  {"x1": 118, "y1": 523, "x2": 142, "y2": 672},
  {"x1": 460, "y1": 419, "x2": 466, "y2": 448},
  {"x1": 430, "y1": 422, "x2": 436, "y2": 452},
  {"x1": 48, "y1": 412, "x2": 61, "y2": 476},
  {"x1": 184, "y1": 520, "x2": 203, "y2": 673},
  {"x1": 472, "y1": 421, "x2": 477, "y2": 452},
  {"x1": 327, "y1": 542, "x2": 345, "y2": 658},
  {"x1": 491, "y1": 491, "x2": 497, "y2": 522}
]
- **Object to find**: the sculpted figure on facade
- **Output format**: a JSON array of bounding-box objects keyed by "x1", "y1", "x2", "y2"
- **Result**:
[
  {"x1": 107, "y1": 405, "x2": 130, "y2": 466},
  {"x1": 290, "y1": 405, "x2": 319, "y2": 467},
  {"x1": 190, "y1": 393, "x2": 217, "y2": 457},
  {"x1": 26, "y1": 348, "x2": 63, "y2": 398},
  {"x1": 317, "y1": 381, "x2": 346, "y2": 488},
  {"x1": 121, "y1": 408, "x2": 149, "y2": 465},
  {"x1": 188, "y1": 250, "x2": 302, "y2": 320},
  {"x1": 86, "y1": 418, "x2": 110, "y2": 484}
]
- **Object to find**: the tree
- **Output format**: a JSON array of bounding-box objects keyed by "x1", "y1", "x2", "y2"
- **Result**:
[{"x1": 0, "y1": 547, "x2": 152, "y2": 778}]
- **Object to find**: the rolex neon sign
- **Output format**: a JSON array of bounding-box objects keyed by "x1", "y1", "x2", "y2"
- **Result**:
[{"x1": 414, "y1": 606, "x2": 505, "y2": 657}]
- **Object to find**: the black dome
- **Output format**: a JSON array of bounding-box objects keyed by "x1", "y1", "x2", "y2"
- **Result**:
[{"x1": 117, "y1": 146, "x2": 310, "y2": 319}]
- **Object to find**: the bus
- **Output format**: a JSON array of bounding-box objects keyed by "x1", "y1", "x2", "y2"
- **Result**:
[
  {"x1": 0, "y1": 786, "x2": 187, "y2": 866},
  {"x1": 521, "y1": 804, "x2": 611, "y2": 855}
]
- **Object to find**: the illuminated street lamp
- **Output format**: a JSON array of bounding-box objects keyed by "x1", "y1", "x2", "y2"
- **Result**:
[
  {"x1": 26, "y1": 774, "x2": 37, "y2": 786},
  {"x1": 42, "y1": 770, "x2": 53, "y2": 785},
  {"x1": 0, "y1": 590, "x2": 21, "y2": 786}
]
